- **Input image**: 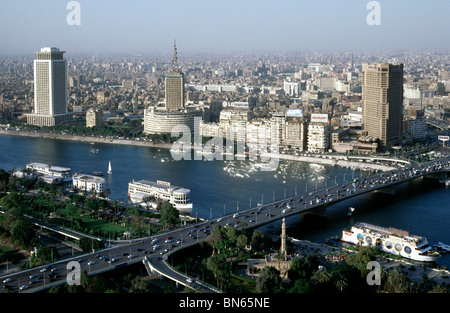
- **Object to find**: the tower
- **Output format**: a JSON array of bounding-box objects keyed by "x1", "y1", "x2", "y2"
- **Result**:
[
  {"x1": 362, "y1": 63, "x2": 403, "y2": 149},
  {"x1": 27, "y1": 47, "x2": 72, "y2": 126},
  {"x1": 280, "y1": 218, "x2": 287, "y2": 257},
  {"x1": 165, "y1": 40, "x2": 185, "y2": 111}
]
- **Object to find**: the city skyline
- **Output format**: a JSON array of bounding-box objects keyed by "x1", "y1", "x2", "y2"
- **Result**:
[{"x1": 0, "y1": 0, "x2": 449, "y2": 56}]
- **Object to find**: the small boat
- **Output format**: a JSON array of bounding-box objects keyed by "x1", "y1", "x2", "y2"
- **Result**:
[
  {"x1": 92, "y1": 171, "x2": 104, "y2": 177},
  {"x1": 434, "y1": 242, "x2": 450, "y2": 253},
  {"x1": 107, "y1": 161, "x2": 112, "y2": 174},
  {"x1": 347, "y1": 207, "x2": 355, "y2": 217}
]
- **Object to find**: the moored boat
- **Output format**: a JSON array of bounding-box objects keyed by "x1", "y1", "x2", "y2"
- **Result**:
[{"x1": 341, "y1": 222, "x2": 440, "y2": 262}]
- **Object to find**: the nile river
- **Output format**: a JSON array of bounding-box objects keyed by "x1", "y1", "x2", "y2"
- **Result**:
[{"x1": 1, "y1": 134, "x2": 449, "y2": 268}]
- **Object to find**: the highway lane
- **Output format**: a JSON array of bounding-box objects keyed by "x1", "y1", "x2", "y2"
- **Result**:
[{"x1": 1, "y1": 157, "x2": 448, "y2": 293}]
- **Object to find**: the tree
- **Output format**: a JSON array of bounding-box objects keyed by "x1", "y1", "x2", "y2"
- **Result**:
[
  {"x1": 11, "y1": 219, "x2": 35, "y2": 247},
  {"x1": 206, "y1": 225, "x2": 225, "y2": 256},
  {"x1": 256, "y1": 266, "x2": 281, "y2": 293},
  {"x1": 206, "y1": 254, "x2": 231, "y2": 290},
  {"x1": 383, "y1": 269, "x2": 408, "y2": 293},
  {"x1": 287, "y1": 278, "x2": 312, "y2": 293},
  {"x1": 129, "y1": 276, "x2": 150, "y2": 293},
  {"x1": 158, "y1": 202, "x2": 179, "y2": 230},
  {"x1": 0, "y1": 192, "x2": 23, "y2": 210}
]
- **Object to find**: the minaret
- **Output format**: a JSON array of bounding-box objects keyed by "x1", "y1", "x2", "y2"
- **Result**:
[{"x1": 280, "y1": 218, "x2": 287, "y2": 258}]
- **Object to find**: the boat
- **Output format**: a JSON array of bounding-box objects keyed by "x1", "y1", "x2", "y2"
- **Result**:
[
  {"x1": 128, "y1": 179, "x2": 193, "y2": 213},
  {"x1": 347, "y1": 207, "x2": 355, "y2": 216},
  {"x1": 434, "y1": 242, "x2": 450, "y2": 253},
  {"x1": 26, "y1": 162, "x2": 72, "y2": 183},
  {"x1": 439, "y1": 178, "x2": 450, "y2": 186},
  {"x1": 92, "y1": 171, "x2": 104, "y2": 177},
  {"x1": 341, "y1": 222, "x2": 440, "y2": 262},
  {"x1": 107, "y1": 161, "x2": 112, "y2": 174}
]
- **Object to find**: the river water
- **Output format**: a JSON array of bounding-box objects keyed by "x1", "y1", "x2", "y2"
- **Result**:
[{"x1": 1, "y1": 134, "x2": 449, "y2": 268}]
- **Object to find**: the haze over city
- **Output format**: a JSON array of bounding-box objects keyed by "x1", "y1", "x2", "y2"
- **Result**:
[{"x1": 0, "y1": 0, "x2": 449, "y2": 56}]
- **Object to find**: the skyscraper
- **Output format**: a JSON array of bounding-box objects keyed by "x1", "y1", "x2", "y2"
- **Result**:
[
  {"x1": 362, "y1": 63, "x2": 404, "y2": 149},
  {"x1": 27, "y1": 47, "x2": 72, "y2": 127},
  {"x1": 165, "y1": 41, "x2": 185, "y2": 111}
]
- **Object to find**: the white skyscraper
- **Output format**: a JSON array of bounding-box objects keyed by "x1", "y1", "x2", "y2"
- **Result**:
[{"x1": 27, "y1": 47, "x2": 72, "y2": 127}]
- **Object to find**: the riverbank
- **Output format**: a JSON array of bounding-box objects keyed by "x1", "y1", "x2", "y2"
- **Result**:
[
  {"x1": 0, "y1": 129, "x2": 398, "y2": 172},
  {"x1": 0, "y1": 129, "x2": 174, "y2": 150}
]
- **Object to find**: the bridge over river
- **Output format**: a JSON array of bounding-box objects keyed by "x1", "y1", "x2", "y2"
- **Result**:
[{"x1": 1, "y1": 157, "x2": 449, "y2": 293}]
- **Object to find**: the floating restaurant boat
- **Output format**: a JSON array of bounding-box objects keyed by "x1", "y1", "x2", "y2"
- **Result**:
[
  {"x1": 26, "y1": 162, "x2": 72, "y2": 183},
  {"x1": 341, "y1": 222, "x2": 440, "y2": 262},
  {"x1": 128, "y1": 179, "x2": 193, "y2": 213}
]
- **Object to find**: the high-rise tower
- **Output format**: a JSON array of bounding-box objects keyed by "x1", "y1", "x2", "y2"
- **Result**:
[
  {"x1": 165, "y1": 41, "x2": 185, "y2": 111},
  {"x1": 27, "y1": 47, "x2": 72, "y2": 126},
  {"x1": 362, "y1": 63, "x2": 403, "y2": 149}
]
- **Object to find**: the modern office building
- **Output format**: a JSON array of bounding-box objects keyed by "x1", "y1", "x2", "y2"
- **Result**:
[
  {"x1": 362, "y1": 63, "x2": 404, "y2": 148},
  {"x1": 27, "y1": 47, "x2": 72, "y2": 127}
]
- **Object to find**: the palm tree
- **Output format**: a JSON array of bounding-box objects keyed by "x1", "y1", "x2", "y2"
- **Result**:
[
  {"x1": 333, "y1": 273, "x2": 348, "y2": 292},
  {"x1": 429, "y1": 284, "x2": 448, "y2": 293},
  {"x1": 383, "y1": 269, "x2": 408, "y2": 293},
  {"x1": 312, "y1": 268, "x2": 331, "y2": 285}
]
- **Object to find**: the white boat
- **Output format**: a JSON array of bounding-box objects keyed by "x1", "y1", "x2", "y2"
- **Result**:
[
  {"x1": 128, "y1": 179, "x2": 193, "y2": 213},
  {"x1": 26, "y1": 162, "x2": 72, "y2": 183},
  {"x1": 341, "y1": 222, "x2": 440, "y2": 262},
  {"x1": 434, "y1": 242, "x2": 450, "y2": 253},
  {"x1": 347, "y1": 207, "x2": 355, "y2": 216},
  {"x1": 439, "y1": 178, "x2": 450, "y2": 186},
  {"x1": 107, "y1": 161, "x2": 112, "y2": 174}
]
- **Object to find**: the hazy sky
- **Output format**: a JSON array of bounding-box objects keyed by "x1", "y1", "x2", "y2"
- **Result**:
[{"x1": 0, "y1": 0, "x2": 449, "y2": 56}]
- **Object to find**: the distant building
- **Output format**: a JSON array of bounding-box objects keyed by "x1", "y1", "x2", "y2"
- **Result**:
[
  {"x1": 362, "y1": 63, "x2": 404, "y2": 148},
  {"x1": 143, "y1": 41, "x2": 209, "y2": 135},
  {"x1": 86, "y1": 108, "x2": 103, "y2": 128},
  {"x1": 283, "y1": 81, "x2": 301, "y2": 97},
  {"x1": 284, "y1": 119, "x2": 308, "y2": 151},
  {"x1": 26, "y1": 47, "x2": 72, "y2": 127},
  {"x1": 165, "y1": 41, "x2": 185, "y2": 111},
  {"x1": 307, "y1": 123, "x2": 330, "y2": 153}
]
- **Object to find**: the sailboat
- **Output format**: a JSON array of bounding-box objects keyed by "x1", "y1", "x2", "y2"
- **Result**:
[
  {"x1": 347, "y1": 207, "x2": 355, "y2": 216},
  {"x1": 107, "y1": 161, "x2": 112, "y2": 175}
]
